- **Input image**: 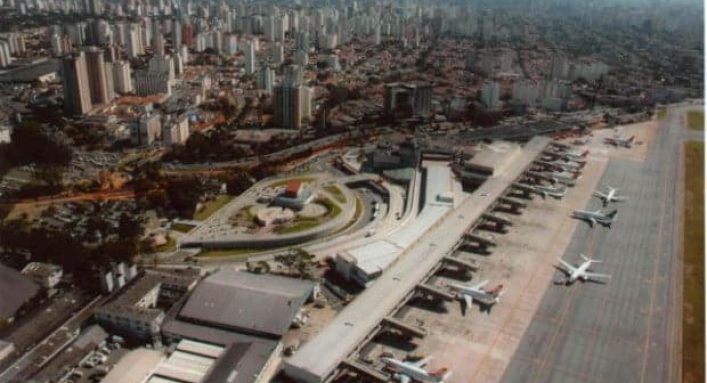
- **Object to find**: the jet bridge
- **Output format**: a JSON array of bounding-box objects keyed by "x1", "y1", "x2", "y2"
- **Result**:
[
  {"x1": 442, "y1": 255, "x2": 479, "y2": 272},
  {"x1": 479, "y1": 213, "x2": 513, "y2": 232},
  {"x1": 416, "y1": 283, "x2": 455, "y2": 302},
  {"x1": 381, "y1": 316, "x2": 427, "y2": 338},
  {"x1": 340, "y1": 360, "x2": 389, "y2": 383}
]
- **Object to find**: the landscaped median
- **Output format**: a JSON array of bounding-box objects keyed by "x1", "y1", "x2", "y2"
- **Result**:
[
  {"x1": 686, "y1": 110, "x2": 704, "y2": 131},
  {"x1": 683, "y1": 140, "x2": 704, "y2": 383},
  {"x1": 193, "y1": 195, "x2": 233, "y2": 221}
]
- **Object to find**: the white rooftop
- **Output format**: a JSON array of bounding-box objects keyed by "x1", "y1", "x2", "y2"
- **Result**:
[{"x1": 340, "y1": 163, "x2": 455, "y2": 276}]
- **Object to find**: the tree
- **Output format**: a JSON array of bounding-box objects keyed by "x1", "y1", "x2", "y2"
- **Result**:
[
  {"x1": 275, "y1": 248, "x2": 315, "y2": 279},
  {"x1": 10, "y1": 120, "x2": 72, "y2": 166},
  {"x1": 225, "y1": 171, "x2": 254, "y2": 196},
  {"x1": 118, "y1": 213, "x2": 143, "y2": 241}
]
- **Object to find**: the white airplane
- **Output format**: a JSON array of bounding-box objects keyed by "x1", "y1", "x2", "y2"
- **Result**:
[
  {"x1": 527, "y1": 170, "x2": 577, "y2": 187},
  {"x1": 554, "y1": 254, "x2": 611, "y2": 285},
  {"x1": 550, "y1": 171, "x2": 580, "y2": 186},
  {"x1": 534, "y1": 184, "x2": 566, "y2": 199},
  {"x1": 382, "y1": 356, "x2": 452, "y2": 383},
  {"x1": 572, "y1": 208, "x2": 618, "y2": 228},
  {"x1": 563, "y1": 149, "x2": 589, "y2": 161},
  {"x1": 593, "y1": 186, "x2": 628, "y2": 206},
  {"x1": 538, "y1": 160, "x2": 584, "y2": 173},
  {"x1": 448, "y1": 280, "x2": 503, "y2": 314},
  {"x1": 604, "y1": 135, "x2": 636, "y2": 148}
]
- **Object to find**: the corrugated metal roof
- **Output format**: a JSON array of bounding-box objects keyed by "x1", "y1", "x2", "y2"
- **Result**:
[
  {"x1": 0, "y1": 263, "x2": 39, "y2": 319},
  {"x1": 202, "y1": 342, "x2": 274, "y2": 383},
  {"x1": 179, "y1": 270, "x2": 313, "y2": 337}
]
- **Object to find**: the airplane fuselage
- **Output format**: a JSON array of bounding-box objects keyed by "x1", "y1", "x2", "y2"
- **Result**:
[
  {"x1": 568, "y1": 261, "x2": 592, "y2": 283},
  {"x1": 605, "y1": 189, "x2": 616, "y2": 201},
  {"x1": 383, "y1": 359, "x2": 442, "y2": 383},
  {"x1": 456, "y1": 287, "x2": 496, "y2": 303},
  {"x1": 572, "y1": 210, "x2": 615, "y2": 226}
]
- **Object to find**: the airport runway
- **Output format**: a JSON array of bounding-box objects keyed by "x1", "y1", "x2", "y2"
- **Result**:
[{"x1": 501, "y1": 110, "x2": 686, "y2": 383}]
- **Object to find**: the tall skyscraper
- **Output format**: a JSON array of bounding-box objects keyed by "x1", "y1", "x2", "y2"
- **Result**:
[
  {"x1": 244, "y1": 40, "x2": 255, "y2": 74},
  {"x1": 113, "y1": 60, "x2": 132, "y2": 94},
  {"x1": 171, "y1": 19, "x2": 182, "y2": 50},
  {"x1": 62, "y1": 51, "x2": 92, "y2": 115},
  {"x1": 181, "y1": 23, "x2": 194, "y2": 47},
  {"x1": 274, "y1": 64, "x2": 310, "y2": 130},
  {"x1": 85, "y1": 47, "x2": 111, "y2": 105},
  {"x1": 152, "y1": 20, "x2": 165, "y2": 56},
  {"x1": 271, "y1": 42, "x2": 284, "y2": 65},
  {"x1": 257, "y1": 64, "x2": 274, "y2": 93}
]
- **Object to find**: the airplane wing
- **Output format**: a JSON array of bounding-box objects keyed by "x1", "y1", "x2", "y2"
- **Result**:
[
  {"x1": 399, "y1": 374, "x2": 411, "y2": 383},
  {"x1": 584, "y1": 272, "x2": 611, "y2": 281},
  {"x1": 472, "y1": 280, "x2": 489, "y2": 290},
  {"x1": 593, "y1": 191, "x2": 606, "y2": 198},
  {"x1": 587, "y1": 217, "x2": 595, "y2": 228},
  {"x1": 463, "y1": 293, "x2": 473, "y2": 309},
  {"x1": 555, "y1": 258, "x2": 575, "y2": 274},
  {"x1": 612, "y1": 196, "x2": 628, "y2": 202},
  {"x1": 414, "y1": 356, "x2": 433, "y2": 368}
]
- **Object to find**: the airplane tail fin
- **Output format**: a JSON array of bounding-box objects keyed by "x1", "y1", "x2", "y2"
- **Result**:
[
  {"x1": 628, "y1": 136, "x2": 636, "y2": 143},
  {"x1": 607, "y1": 209, "x2": 618, "y2": 219},
  {"x1": 430, "y1": 367, "x2": 452, "y2": 381},
  {"x1": 581, "y1": 253, "x2": 602, "y2": 263}
]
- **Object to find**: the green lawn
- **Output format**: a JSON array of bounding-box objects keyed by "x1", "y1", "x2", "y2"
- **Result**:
[
  {"x1": 683, "y1": 141, "x2": 705, "y2": 383},
  {"x1": 275, "y1": 219, "x2": 321, "y2": 234},
  {"x1": 197, "y1": 248, "x2": 259, "y2": 259},
  {"x1": 656, "y1": 108, "x2": 667, "y2": 120},
  {"x1": 317, "y1": 197, "x2": 342, "y2": 219},
  {"x1": 171, "y1": 222, "x2": 196, "y2": 233},
  {"x1": 687, "y1": 111, "x2": 704, "y2": 131},
  {"x1": 193, "y1": 195, "x2": 233, "y2": 221},
  {"x1": 324, "y1": 185, "x2": 346, "y2": 203}
]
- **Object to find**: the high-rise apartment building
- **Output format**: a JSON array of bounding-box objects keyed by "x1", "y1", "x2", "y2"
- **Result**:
[
  {"x1": 62, "y1": 51, "x2": 92, "y2": 115},
  {"x1": 85, "y1": 47, "x2": 111, "y2": 105}
]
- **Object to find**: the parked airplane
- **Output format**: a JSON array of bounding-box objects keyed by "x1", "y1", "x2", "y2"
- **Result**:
[
  {"x1": 537, "y1": 160, "x2": 583, "y2": 173},
  {"x1": 572, "y1": 208, "x2": 618, "y2": 228},
  {"x1": 604, "y1": 135, "x2": 636, "y2": 148},
  {"x1": 593, "y1": 186, "x2": 628, "y2": 206},
  {"x1": 563, "y1": 149, "x2": 589, "y2": 162},
  {"x1": 554, "y1": 254, "x2": 611, "y2": 285},
  {"x1": 553, "y1": 160, "x2": 585, "y2": 172},
  {"x1": 382, "y1": 356, "x2": 452, "y2": 383},
  {"x1": 527, "y1": 170, "x2": 577, "y2": 187},
  {"x1": 534, "y1": 184, "x2": 566, "y2": 199},
  {"x1": 448, "y1": 280, "x2": 503, "y2": 314},
  {"x1": 550, "y1": 171, "x2": 580, "y2": 186}
]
